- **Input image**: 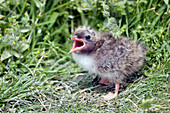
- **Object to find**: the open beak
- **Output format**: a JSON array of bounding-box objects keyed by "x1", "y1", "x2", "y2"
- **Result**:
[{"x1": 68, "y1": 36, "x2": 86, "y2": 54}]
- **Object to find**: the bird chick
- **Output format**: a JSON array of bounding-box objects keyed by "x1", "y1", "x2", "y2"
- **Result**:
[{"x1": 69, "y1": 26, "x2": 147, "y2": 100}]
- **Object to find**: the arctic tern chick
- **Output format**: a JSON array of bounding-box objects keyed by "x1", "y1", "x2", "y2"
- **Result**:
[{"x1": 69, "y1": 26, "x2": 147, "y2": 100}]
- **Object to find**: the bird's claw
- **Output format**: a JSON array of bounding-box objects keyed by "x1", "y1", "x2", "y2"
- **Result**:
[{"x1": 101, "y1": 92, "x2": 118, "y2": 100}]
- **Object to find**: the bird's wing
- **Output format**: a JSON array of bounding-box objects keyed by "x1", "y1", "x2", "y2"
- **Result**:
[{"x1": 94, "y1": 38, "x2": 146, "y2": 75}]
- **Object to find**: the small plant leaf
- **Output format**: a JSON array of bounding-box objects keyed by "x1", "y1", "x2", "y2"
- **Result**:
[
  {"x1": 48, "y1": 12, "x2": 59, "y2": 29},
  {"x1": 1, "y1": 50, "x2": 12, "y2": 61},
  {"x1": 11, "y1": 50, "x2": 20, "y2": 58},
  {"x1": 140, "y1": 99, "x2": 154, "y2": 109},
  {"x1": 116, "y1": 1, "x2": 126, "y2": 6},
  {"x1": 19, "y1": 43, "x2": 29, "y2": 52},
  {"x1": 164, "y1": 0, "x2": 168, "y2": 5},
  {"x1": 20, "y1": 29, "x2": 30, "y2": 33},
  {"x1": 34, "y1": 0, "x2": 43, "y2": 8}
]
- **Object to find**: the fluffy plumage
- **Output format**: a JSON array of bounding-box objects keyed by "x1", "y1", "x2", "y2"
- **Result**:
[{"x1": 69, "y1": 26, "x2": 147, "y2": 100}]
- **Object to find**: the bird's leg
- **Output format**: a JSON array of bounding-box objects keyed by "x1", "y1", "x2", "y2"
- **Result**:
[
  {"x1": 98, "y1": 78, "x2": 111, "y2": 85},
  {"x1": 101, "y1": 82, "x2": 120, "y2": 100}
]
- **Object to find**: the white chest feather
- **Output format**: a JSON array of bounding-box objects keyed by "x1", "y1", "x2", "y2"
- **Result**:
[{"x1": 72, "y1": 53, "x2": 98, "y2": 74}]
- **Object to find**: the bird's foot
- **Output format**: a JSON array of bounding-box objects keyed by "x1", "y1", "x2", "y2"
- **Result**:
[
  {"x1": 98, "y1": 78, "x2": 111, "y2": 85},
  {"x1": 101, "y1": 92, "x2": 118, "y2": 100}
]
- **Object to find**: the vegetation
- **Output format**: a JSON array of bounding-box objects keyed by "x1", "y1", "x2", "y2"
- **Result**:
[{"x1": 0, "y1": 0, "x2": 169, "y2": 112}]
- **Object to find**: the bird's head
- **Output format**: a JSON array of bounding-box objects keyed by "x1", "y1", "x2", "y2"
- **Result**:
[{"x1": 69, "y1": 26, "x2": 97, "y2": 54}]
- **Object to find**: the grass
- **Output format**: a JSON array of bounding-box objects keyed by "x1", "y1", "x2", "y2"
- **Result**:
[{"x1": 0, "y1": 0, "x2": 169, "y2": 112}]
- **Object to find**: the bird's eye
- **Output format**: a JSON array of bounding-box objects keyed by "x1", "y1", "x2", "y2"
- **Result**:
[{"x1": 85, "y1": 35, "x2": 91, "y2": 40}]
